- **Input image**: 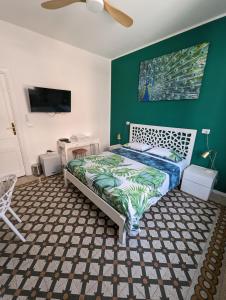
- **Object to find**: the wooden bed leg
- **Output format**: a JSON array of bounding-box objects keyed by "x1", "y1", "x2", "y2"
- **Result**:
[
  {"x1": 64, "y1": 170, "x2": 69, "y2": 188},
  {"x1": 119, "y1": 226, "x2": 126, "y2": 245}
]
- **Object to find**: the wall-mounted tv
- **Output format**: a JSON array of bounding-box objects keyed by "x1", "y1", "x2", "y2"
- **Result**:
[{"x1": 28, "y1": 87, "x2": 71, "y2": 112}]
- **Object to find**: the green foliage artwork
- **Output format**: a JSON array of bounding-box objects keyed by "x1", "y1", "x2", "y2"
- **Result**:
[{"x1": 138, "y1": 42, "x2": 209, "y2": 101}]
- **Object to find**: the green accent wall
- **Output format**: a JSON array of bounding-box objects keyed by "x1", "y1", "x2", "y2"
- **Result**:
[{"x1": 111, "y1": 17, "x2": 226, "y2": 192}]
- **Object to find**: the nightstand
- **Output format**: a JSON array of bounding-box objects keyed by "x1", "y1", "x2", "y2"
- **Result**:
[
  {"x1": 181, "y1": 164, "x2": 218, "y2": 201},
  {"x1": 108, "y1": 144, "x2": 122, "y2": 151}
]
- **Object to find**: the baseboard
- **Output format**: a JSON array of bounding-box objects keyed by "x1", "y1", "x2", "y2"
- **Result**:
[{"x1": 212, "y1": 189, "x2": 226, "y2": 197}]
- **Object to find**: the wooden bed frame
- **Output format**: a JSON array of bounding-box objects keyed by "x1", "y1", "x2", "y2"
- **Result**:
[{"x1": 64, "y1": 123, "x2": 197, "y2": 244}]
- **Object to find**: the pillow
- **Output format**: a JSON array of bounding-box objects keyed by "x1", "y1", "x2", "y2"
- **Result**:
[
  {"x1": 146, "y1": 147, "x2": 183, "y2": 162},
  {"x1": 123, "y1": 142, "x2": 152, "y2": 152}
]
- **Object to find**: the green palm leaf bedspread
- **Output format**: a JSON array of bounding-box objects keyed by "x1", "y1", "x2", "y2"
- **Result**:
[{"x1": 67, "y1": 152, "x2": 168, "y2": 235}]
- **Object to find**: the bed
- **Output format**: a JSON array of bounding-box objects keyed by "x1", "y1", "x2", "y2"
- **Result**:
[{"x1": 64, "y1": 124, "x2": 197, "y2": 244}]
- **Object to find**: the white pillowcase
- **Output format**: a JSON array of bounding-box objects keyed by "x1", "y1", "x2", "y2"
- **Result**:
[
  {"x1": 146, "y1": 147, "x2": 183, "y2": 162},
  {"x1": 124, "y1": 142, "x2": 152, "y2": 152}
]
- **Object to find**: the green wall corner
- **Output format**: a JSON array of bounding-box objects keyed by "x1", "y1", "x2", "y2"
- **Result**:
[{"x1": 111, "y1": 17, "x2": 226, "y2": 192}]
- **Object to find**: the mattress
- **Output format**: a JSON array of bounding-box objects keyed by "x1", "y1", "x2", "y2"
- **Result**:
[{"x1": 67, "y1": 148, "x2": 184, "y2": 235}]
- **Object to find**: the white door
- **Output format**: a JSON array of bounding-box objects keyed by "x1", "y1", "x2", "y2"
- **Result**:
[{"x1": 0, "y1": 71, "x2": 25, "y2": 177}]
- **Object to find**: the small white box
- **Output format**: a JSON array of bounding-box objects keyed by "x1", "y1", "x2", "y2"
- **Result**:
[
  {"x1": 40, "y1": 152, "x2": 62, "y2": 177},
  {"x1": 181, "y1": 164, "x2": 218, "y2": 201}
]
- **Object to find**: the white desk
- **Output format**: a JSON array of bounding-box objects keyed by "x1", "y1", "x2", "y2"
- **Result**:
[{"x1": 57, "y1": 138, "x2": 100, "y2": 166}]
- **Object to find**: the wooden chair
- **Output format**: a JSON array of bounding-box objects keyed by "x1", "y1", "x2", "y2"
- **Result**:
[{"x1": 72, "y1": 148, "x2": 88, "y2": 159}]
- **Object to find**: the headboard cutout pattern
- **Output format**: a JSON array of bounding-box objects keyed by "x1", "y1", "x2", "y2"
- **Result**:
[{"x1": 130, "y1": 124, "x2": 197, "y2": 165}]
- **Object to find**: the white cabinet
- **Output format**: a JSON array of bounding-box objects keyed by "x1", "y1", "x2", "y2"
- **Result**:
[
  {"x1": 40, "y1": 152, "x2": 62, "y2": 177},
  {"x1": 181, "y1": 164, "x2": 218, "y2": 201},
  {"x1": 108, "y1": 144, "x2": 122, "y2": 151}
]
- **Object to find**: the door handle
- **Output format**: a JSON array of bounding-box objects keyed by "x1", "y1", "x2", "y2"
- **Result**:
[{"x1": 6, "y1": 122, "x2": 16, "y2": 135}]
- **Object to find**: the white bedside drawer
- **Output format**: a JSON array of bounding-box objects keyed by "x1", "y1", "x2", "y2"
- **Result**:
[
  {"x1": 181, "y1": 164, "x2": 218, "y2": 201},
  {"x1": 183, "y1": 165, "x2": 217, "y2": 187},
  {"x1": 108, "y1": 144, "x2": 122, "y2": 151},
  {"x1": 181, "y1": 179, "x2": 211, "y2": 201}
]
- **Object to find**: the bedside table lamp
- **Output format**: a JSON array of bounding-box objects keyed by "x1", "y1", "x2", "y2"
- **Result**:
[
  {"x1": 116, "y1": 133, "x2": 121, "y2": 143},
  {"x1": 201, "y1": 149, "x2": 217, "y2": 169}
]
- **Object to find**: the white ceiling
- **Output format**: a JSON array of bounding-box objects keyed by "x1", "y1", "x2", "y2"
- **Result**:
[{"x1": 0, "y1": 0, "x2": 225, "y2": 59}]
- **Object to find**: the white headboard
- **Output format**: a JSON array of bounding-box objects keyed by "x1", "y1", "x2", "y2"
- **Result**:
[{"x1": 129, "y1": 123, "x2": 197, "y2": 166}]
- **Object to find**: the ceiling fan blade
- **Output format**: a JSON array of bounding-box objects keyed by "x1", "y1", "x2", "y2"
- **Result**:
[
  {"x1": 103, "y1": 0, "x2": 133, "y2": 28},
  {"x1": 41, "y1": 0, "x2": 85, "y2": 10}
]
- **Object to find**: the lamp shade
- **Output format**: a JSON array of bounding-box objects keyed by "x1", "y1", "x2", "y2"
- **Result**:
[
  {"x1": 201, "y1": 150, "x2": 211, "y2": 159},
  {"x1": 116, "y1": 133, "x2": 121, "y2": 140}
]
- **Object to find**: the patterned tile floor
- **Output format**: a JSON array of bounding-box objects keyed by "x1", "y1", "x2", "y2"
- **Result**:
[{"x1": 0, "y1": 175, "x2": 220, "y2": 299}]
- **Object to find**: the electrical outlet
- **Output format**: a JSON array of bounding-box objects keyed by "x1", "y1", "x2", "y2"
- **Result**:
[{"x1": 202, "y1": 129, "x2": 210, "y2": 135}]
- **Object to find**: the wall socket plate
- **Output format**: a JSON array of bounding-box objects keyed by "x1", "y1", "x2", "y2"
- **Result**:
[{"x1": 202, "y1": 129, "x2": 210, "y2": 135}]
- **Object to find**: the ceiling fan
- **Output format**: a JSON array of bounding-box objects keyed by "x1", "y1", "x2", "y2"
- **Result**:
[{"x1": 41, "y1": 0, "x2": 133, "y2": 28}]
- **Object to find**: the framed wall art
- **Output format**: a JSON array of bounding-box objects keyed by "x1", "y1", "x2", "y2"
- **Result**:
[{"x1": 138, "y1": 42, "x2": 209, "y2": 101}]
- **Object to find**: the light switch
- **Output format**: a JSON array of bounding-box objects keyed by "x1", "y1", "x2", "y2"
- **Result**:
[{"x1": 202, "y1": 129, "x2": 210, "y2": 135}]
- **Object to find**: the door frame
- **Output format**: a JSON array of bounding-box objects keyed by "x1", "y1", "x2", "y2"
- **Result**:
[{"x1": 0, "y1": 68, "x2": 27, "y2": 177}]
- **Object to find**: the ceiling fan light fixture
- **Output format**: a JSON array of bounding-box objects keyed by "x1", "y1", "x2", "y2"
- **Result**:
[
  {"x1": 86, "y1": 0, "x2": 104, "y2": 13},
  {"x1": 41, "y1": 0, "x2": 133, "y2": 27}
]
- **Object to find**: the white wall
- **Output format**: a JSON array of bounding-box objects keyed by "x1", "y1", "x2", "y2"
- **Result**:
[{"x1": 0, "y1": 20, "x2": 111, "y2": 175}]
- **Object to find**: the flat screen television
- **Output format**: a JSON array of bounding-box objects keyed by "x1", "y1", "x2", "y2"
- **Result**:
[{"x1": 28, "y1": 87, "x2": 71, "y2": 112}]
